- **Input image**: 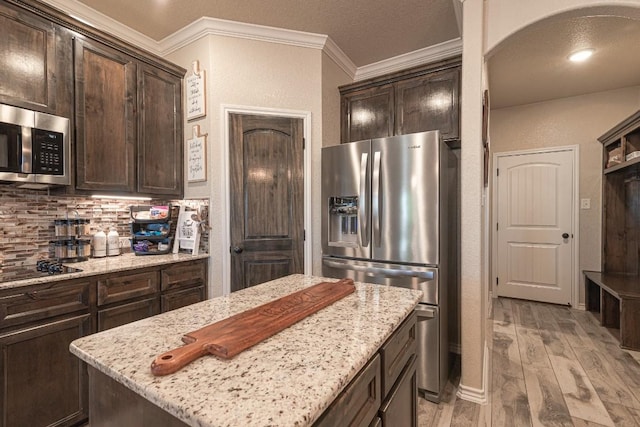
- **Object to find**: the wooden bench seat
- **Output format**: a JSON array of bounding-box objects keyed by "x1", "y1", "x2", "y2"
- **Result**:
[{"x1": 584, "y1": 271, "x2": 640, "y2": 350}]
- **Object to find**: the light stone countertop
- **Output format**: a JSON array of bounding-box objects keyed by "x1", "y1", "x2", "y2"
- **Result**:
[
  {"x1": 70, "y1": 274, "x2": 422, "y2": 427},
  {"x1": 0, "y1": 252, "x2": 209, "y2": 291}
]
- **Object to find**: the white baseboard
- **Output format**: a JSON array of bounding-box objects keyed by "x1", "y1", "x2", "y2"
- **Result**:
[
  {"x1": 577, "y1": 303, "x2": 585, "y2": 311},
  {"x1": 456, "y1": 342, "x2": 489, "y2": 405}
]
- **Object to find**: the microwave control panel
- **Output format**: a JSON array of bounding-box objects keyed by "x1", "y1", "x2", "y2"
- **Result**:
[{"x1": 32, "y1": 129, "x2": 64, "y2": 175}]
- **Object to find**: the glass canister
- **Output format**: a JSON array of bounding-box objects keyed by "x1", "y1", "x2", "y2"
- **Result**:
[
  {"x1": 54, "y1": 219, "x2": 69, "y2": 237},
  {"x1": 76, "y1": 239, "x2": 91, "y2": 258},
  {"x1": 75, "y1": 219, "x2": 91, "y2": 236}
]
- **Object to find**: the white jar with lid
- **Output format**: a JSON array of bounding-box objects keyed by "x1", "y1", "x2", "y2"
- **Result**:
[
  {"x1": 93, "y1": 229, "x2": 107, "y2": 258},
  {"x1": 107, "y1": 227, "x2": 120, "y2": 256}
]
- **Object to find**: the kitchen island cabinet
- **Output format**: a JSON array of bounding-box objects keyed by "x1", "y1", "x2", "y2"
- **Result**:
[{"x1": 70, "y1": 274, "x2": 421, "y2": 427}]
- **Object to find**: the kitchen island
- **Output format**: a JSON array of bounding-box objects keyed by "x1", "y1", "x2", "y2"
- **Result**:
[{"x1": 70, "y1": 274, "x2": 422, "y2": 426}]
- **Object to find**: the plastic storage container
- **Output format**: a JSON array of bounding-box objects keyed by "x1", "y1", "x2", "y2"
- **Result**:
[
  {"x1": 130, "y1": 205, "x2": 173, "y2": 255},
  {"x1": 107, "y1": 227, "x2": 120, "y2": 256},
  {"x1": 92, "y1": 229, "x2": 107, "y2": 258}
]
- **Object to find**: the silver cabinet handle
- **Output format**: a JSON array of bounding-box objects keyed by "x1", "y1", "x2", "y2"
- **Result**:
[
  {"x1": 359, "y1": 152, "x2": 369, "y2": 247},
  {"x1": 415, "y1": 305, "x2": 436, "y2": 319},
  {"x1": 322, "y1": 258, "x2": 435, "y2": 279}
]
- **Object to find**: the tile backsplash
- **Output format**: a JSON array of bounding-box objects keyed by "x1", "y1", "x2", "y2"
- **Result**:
[{"x1": 0, "y1": 186, "x2": 209, "y2": 273}]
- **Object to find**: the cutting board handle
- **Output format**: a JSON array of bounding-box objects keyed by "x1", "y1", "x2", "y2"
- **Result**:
[{"x1": 151, "y1": 340, "x2": 209, "y2": 376}]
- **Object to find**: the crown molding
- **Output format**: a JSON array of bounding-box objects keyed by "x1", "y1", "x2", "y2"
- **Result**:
[
  {"x1": 37, "y1": 0, "x2": 455, "y2": 82},
  {"x1": 38, "y1": 0, "x2": 161, "y2": 55},
  {"x1": 354, "y1": 37, "x2": 462, "y2": 81},
  {"x1": 158, "y1": 17, "x2": 357, "y2": 78}
]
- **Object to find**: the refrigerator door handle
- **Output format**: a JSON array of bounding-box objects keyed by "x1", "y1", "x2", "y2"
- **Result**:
[
  {"x1": 415, "y1": 305, "x2": 436, "y2": 319},
  {"x1": 372, "y1": 151, "x2": 381, "y2": 247},
  {"x1": 359, "y1": 152, "x2": 369, "y2": 247},
  {"x1": 322, "y1": 258, "x2": 435, "y2": 280}
]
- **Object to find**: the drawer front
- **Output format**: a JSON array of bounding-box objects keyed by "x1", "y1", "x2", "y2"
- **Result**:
[
  {"x1": 98, "y1": 271, "x2": 159, "y2": 306},
  {"x1": 0, "y1": 279, "x2": 92, "y2": 329},
  {"x1": 98, "y1": 297, "x2": 160, "y2": 332},
  {"x1": 161, "y1": 286, "x2": 205, "y2": 313},
  {"x1": 161, "y1": 261, "x2": 206, "y2": 292},
  {"x1": 380, "y1": 354, "x2": 417, "y2": 427},
  {"x1": 380, "y1": 311, "x2": 417, "y2": 397},
  {"x1": 314, "y1": 354, "x2": 381, "y2": 427}
]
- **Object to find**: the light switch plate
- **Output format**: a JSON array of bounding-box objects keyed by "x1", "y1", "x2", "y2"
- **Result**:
[{"x1": 580, "y1": 198, "x2": 591, "y2": 209}]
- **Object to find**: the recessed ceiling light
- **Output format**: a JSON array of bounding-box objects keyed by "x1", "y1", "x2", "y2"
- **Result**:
[{"x1": 568, "y1": 49, "x2": 594, "y2": 62}]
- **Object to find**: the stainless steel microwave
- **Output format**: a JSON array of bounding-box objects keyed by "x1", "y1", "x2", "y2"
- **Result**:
[{"x1": 0, "y1": 103, "x2": 70, "y2": 188}]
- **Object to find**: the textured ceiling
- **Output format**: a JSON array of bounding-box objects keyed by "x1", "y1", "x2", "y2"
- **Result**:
[
  {"x1": 488, "y1": 14, "x2": 640, "y2": 109},
  {"x1": 68, "y1": 2, "x2": 640, "y2": 109},
  {"x1": 74, "y1": 0, "x2": 460, "y2": 67}
]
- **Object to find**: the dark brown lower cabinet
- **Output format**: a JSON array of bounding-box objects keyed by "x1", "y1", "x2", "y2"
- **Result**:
[
  {"x1": 0, "y1": 258, "x2": 207, "y2": 427},
  {"x1": 314, "y1": 355, "x2": 382, "y2": 427},
  {"x1": 97, "y1": 297, "x2": 160, "y2": 332},
  {"x1": 314, "y1": 312, "x2": 418, "y2": 427},
  {"x1": 161, "y1": 286, "x2": 206, "y2": 313},
  {"x1": 0, "y1": 314, "x2": 91, "y2": 427},
  {"x1": 379, "y1": 355, "x2": 417, "y2": 427}
]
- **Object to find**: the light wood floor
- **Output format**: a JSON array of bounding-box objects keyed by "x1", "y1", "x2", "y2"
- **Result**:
[{"x1": 418, "y1": 298, "x2": 640, "y2": 426}]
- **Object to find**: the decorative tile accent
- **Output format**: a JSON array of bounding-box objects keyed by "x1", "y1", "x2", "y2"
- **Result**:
[{"x1": 0, "y1": 186, "x2": 208, "y2": 274}]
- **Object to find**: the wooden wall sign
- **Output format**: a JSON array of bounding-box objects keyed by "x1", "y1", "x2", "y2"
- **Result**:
[
  {"x1": 187, "y1": 125, "x2": 207, "y2": 182},
  {"x1": 186, "y1": 60, "x2": 206, "y2": 121}
]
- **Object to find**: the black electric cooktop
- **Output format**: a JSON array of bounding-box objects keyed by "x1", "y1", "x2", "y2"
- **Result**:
[{"x1": 0, "y1": 260, "x2": 82, "y2": 283}]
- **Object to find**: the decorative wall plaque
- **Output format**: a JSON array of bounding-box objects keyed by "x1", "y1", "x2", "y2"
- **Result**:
[
  {"x1": 187, "y1": 125, "x2": 207, "y2": 182},
  {"x1": 186, "y1": 60, "x2": 206, "y2": 121}
]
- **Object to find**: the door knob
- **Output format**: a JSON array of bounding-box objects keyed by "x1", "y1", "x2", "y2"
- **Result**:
[
  {"x1": 562, "y1": 233, "x2": 569, "y2": 239},
  {"x1": 233, "y1": 246, "x2": 243, "y2": 254}
]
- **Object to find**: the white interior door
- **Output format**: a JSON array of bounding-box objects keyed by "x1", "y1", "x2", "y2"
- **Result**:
[{"x1": 496, "y1": 149, "x2": 574, "y2": 305}]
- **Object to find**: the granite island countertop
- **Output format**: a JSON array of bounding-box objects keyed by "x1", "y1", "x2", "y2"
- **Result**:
[
  {"x1": 0, "y1": 252, "x2": 209, "y2": 291},
  {"x1": 70, "y1": 274, "x2": 422, "y2": 427}
]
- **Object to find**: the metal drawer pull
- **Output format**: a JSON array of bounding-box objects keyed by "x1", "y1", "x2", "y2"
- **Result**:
[
  {"x1": 414, "y1": 305, "x2": 436, "y2": 319},
  {"x1": 322, "y1": 259, "x2": 434, "y2": 279}
]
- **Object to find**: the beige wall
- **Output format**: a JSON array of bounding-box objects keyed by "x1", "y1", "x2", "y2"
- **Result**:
[
  {"x1": 167, "y1": 36, "x2": 324, "y2": 296},
  {"x1": 490, "y1": 86, "x2": 640, "y2": 305},
  {"x1": 459, "y1": 0, "x2": 487, "y2": 397}
]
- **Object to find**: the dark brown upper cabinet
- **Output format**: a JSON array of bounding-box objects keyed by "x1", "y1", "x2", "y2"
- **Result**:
[
  {"x1": 74, "y1": 38, "x2": 137, "y2": 193},
  {"x1": 395, "y1": 68, "x2": 459, "y2": 141},
  {"x1": 0, "y1": 0, "x2": 186, "y2": 197},
  {"x1": 0, "y1": 2, "x2": 69, "y2": 114},
  {"x1": 74, "y1": 38, "x2": 184, "y2": 197},
  {"x1": 137, "y1": 64, "x2": 183, "y2": 196},
  {"x1": 341, "y1": 84, "x2": 395, "y2": 143},
  {"x1": 340, "y1": 57, "x2": 461, "y2": 146}
]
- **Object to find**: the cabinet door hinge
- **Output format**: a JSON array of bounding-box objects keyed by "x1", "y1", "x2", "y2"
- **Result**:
[
  {"x1": 496, "y1": 223, "x2": 499, "y2": 231},
  {"x1": 497, "y1": 168, "x2": 499, "y2": 176},
  {"x1": 496, "y1": 277, "x2": 499, "y2": 286},
  {"x1": 302, "y1": 138, "x2": 306, "y2": 150},
  {"x1": 303, "y1": 230, "x2": 306, "y2": 241}
]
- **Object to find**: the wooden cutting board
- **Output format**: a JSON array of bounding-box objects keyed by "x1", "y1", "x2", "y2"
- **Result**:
[{"x1": 151, "y1": 278, "x2": 355, "y2": 376}]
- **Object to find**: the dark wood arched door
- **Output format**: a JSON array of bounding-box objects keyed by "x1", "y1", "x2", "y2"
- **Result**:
[{"x1": 229, "y1": 114, "x2": 304, "y2": 292}]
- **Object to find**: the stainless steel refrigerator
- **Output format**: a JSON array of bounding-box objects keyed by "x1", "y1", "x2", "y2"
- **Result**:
[{"x1": 321, "y1": 130, "x2": 457, "y2": 402}]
